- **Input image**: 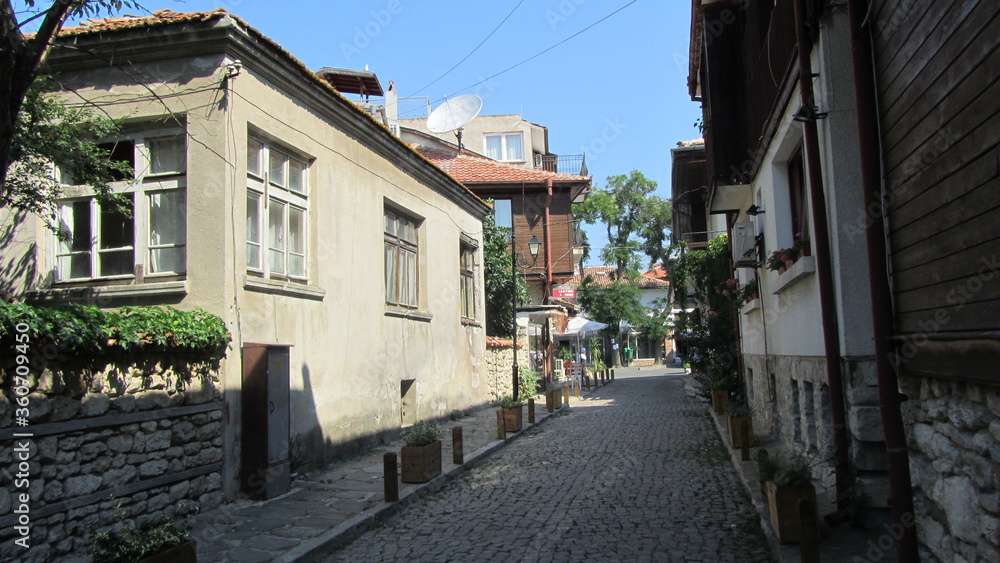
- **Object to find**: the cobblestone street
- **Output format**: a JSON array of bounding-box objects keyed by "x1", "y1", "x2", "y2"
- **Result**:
[{"x1": 321, "y1": 368, "x2": 773, "y2": 562}]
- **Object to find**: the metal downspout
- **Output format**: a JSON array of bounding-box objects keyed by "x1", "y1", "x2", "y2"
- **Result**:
[
  {"x1": 544, "y1": 179, "x2": 554, "y2": 298},
  {"x1": 845, "y1": 0, "x2": 918, "y2": 558},
  {"x1": 792, "y1": 0, "x2": 851, "y2": 512}
]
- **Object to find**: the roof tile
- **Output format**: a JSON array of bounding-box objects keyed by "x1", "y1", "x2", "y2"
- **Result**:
[{"x1": 416, "y1": 149, "x2": 591, "y2": 185}]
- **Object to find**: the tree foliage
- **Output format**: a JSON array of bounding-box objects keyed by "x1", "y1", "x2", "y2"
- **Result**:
[
  {"x1": 1, "y1": 0, "x2": 139, "y2": 198},
  {"x1": 672, "y1": 235, "x2": 738, "y2": 381},
  {"x1": 577, "y1": 274, "x2": 644, "y2": 366},
  {"x1": 575, "y1": 169, "x2": 670, "y2": 279},
  {"x1": 483, "y1": 203, "x2": 529, "y2": 337},
  {"x1": 4, "y1": 78, "x2": 131, "y2": 229}
]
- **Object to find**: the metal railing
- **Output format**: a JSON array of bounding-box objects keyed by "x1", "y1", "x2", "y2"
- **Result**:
[{"x1": 533, "y1": 154, "x2": 588, "y2": 176}]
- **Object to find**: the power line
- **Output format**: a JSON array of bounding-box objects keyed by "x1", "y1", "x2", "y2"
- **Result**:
[
  {"x1": 445, "y1": 0, "x2": 639, "y2": 99},
  {"x1": 408, "y1": 0, "x2": 525, "y2": 97}
]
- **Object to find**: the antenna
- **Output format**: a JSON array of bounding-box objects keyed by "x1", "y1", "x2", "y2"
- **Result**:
[{"x1": 426, "y1": 94, "x2": 483, "y2": 154}]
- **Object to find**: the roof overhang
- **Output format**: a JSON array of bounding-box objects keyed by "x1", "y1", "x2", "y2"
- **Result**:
[{"x1": 315, "y1": 67, "x2": 384, "y2": 97}]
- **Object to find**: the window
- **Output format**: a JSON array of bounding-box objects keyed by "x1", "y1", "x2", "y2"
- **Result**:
[
  {"x1": 53, "y1": 132, "x2": 187, "y2": 282},
  {"x1": 460, "y1": 241, "x2": 476, "y2": 320},
  {"x1": 484, "y1": 133, "x2": 524, "y2": 162},
  {"x1": 246, "y1": 137, "x2": 309, "y2": 280},
  {"x1": 385, "y1": 208, "x2": 419, "y2": 308},
  {"x1": 787, "y1": 150, "x2": 808, "y2": 243}
]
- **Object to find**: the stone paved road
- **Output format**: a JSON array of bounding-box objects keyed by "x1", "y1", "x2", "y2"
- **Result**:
[{"x1": 319, "y1": 369, "x2": 773, "y2": 562}]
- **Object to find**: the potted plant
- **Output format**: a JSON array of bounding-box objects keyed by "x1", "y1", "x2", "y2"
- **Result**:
[
  {"x1": 756, "y1": 449, "x2": 817, "y2": 544},
  {"x1": 708, "y1": 374, "x2": 737, "y2": 414},
  {"x1": 766, "y1": 233, "x2": 809, "y2": 274},
  {"x1": 723, "y1": 400, "x2": 755, "y2": 448},
  {"x1": 400, "y1": 420, "x2": 443, "y2": 483},
  {"x1": 545, "y1": 383, "x2": 563, "y2": 412},
  {"x1": 495, "y1": 395, "x2": 523, "y2": 432},
  {"x1": 90, "y1": 516, "x2": 196, "y2": 563}
]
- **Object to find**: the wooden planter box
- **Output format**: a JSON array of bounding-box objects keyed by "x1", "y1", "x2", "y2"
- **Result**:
[
  {"x1": 726, "y1": 416, "x2": 754, "y2": 448},
  {"x1": 501, "y1": 406, "x2": 523, "y2": 432},
  {"x1": 711, "y1": 390, "x2": 729, "y2": 414},
  {"x1": 545, "y1": 390, "x2": 562, "y2": 412},
  {"x1": 401, "y1": 440, "x2": 442, "y2": 483},
  {"x1": 765, "y1": 481, "x2": 817, "y2": 544},
  {"x1": 139, "y1": 539, "x2": 197, "y2": 563}
]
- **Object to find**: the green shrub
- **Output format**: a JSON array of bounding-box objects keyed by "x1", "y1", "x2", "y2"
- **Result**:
[
  {"x1": 90, "y1": 519, "x2": 190, "y2": 563},
  {"x1": 518, "y1": 370, "x2": 541, "y2": 398},
  {"x1": 403, "y1": 420, "x2": 442, "y2": 447},
  {"x1": 756, "y1": 449, "x2": 814, "y2": 488},
  {"x1": 494, "y1": 395, "x2": 523, "y2": 409}
]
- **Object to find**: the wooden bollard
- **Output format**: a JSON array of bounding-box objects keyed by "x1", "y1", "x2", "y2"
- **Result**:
[
  {"x1": 563, "y1": 385, "x2": 570, "y2": 406},
  {"x1": 797, "y1": 497, "x2": 820, "y2": 563},
  {"x1": 546, "y1": 391, "x2": 554, "y2": 413},
  {"x1": 383, "y1": 452, "x2": 398, "y2": 502},
  {"x1": 496, "y1": 410, "x2": 506, "y2": 440},
  {"x1": 740, "y1": 421, "x2": 751, "y2": 461},
  {"x1": 528, "y1": 398, "x2": 536, "y2": 423},
  {"x1": 611, "y1": 369, "x2": 615, "y2": 381},
  {"x1": 574, "y1": 379, "x2": 580, "y2": 397},
  {"x1": 452, "y1": 426, "x2": 464, "y2": 465}
]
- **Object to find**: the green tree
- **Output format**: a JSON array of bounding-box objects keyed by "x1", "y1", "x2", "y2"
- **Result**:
[
  {"x1": 575, "y1": 169, "x2": 668, "y2": 279},
  {"x1": 635, "y1": 297, "x2": 672, "y2": 365},
  {"x1": 483, "y1": 203, "x2": 529, "y2": 337},
  {"x1": 1, "y1": 0, "x2": 138, "y2": 198},
  {"x1": 577, "y1": 274, "x2": 643, "y2": 367},
  {"x1": 5, "y1": 79, "x2": 131, "y2": 229}
]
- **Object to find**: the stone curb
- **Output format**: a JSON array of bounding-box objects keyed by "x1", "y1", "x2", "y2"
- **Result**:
[{"x1": 275, "y1": 393, "x2": 589, "y2": 563}]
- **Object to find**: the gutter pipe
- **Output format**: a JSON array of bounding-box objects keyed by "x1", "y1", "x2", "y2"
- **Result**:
[
  {"x1": 792, "y1": 0, "x2": 851, "y2": 512},
  {"x1": 845, "y1": 0, "x2": 918, "y2": 559}
]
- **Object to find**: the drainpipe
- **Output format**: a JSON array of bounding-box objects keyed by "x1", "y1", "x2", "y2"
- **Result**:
[
  {"x1": 845, "y1": 0, "x2": 917, "y2": 559},
  {"x1": 544, "y1": 179, "x2": 554, "y2": 299},
  {"x1": 792, "y1": 0, "x2": 850, "y2": 512}
]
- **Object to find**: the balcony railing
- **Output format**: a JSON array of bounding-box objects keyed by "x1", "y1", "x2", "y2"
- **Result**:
[{"x1": 533, "y1": 154, "x2": 588, "y2": 177}]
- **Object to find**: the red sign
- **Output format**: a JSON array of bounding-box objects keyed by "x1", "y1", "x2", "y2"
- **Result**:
[{"x1": 552, "y1": 287, "x2": 576, "y2": 299}]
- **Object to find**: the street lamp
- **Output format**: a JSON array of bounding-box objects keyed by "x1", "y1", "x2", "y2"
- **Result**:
[{"x1": 528, "y1": 236, "x2": 541, "y2": 259}]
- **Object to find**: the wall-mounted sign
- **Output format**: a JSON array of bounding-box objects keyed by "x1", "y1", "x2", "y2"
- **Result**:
[{"x1": 552, "y1": 287, "x2": 576, "y2": 299}]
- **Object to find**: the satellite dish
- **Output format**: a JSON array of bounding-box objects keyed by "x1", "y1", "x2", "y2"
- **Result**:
[{"x1": 426, "y1": 94, "x2": 482, "y2": 153}]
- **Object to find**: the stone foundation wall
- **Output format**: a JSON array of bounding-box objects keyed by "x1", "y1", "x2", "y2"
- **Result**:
[
  {"x1": 743, "y1": 353, "x2": 886, "y2": 507},
  {"x1": 0, "y1": 359, "x2": 224, "y2": 562},
  {"x1": 898, "y1": 374, "x2": 1000, "y2": 562},
  {"x1": 485, "y1": 329, "x2": 530, "y2": 400}
]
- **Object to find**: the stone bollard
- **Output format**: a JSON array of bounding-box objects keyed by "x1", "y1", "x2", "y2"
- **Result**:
[
  {"x1": 452, "y1": 426, "x2": 464, "y2": 465},
  {"x1": 496, "y1": 410, "x2": 506, "y2": 440},
  {"x1": 798, "y1": 497, "x2": 820, "y2": 563},
  {"x1": 383, "y1": 452, "x2": 399, "y2": 502},
  {"x1": 563, "y1": 385, "x2": 570, "y2": 406},
  {"x1": 528, "y1": 398, "x2": 536, "y2": 423}
]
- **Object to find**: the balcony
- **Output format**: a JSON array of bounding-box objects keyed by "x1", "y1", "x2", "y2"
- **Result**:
[{"x1": 533, "y1": 154, "x2": 588, "y2": 177}]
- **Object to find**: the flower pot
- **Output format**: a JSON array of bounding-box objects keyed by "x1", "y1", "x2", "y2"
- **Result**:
[
  {"x1": 711, "y1": 390, "x2": 729, "y2": 414},
  {"x1": 401, "y1": 440, "x2": 442, "y2": 483},
  {"x1": 726, "y1": 415, "x2": 754, "y2": 448},
  {"x1": 785, "y1": 259, "x2": 795, "y2": 269},
  {"x1": 501, "y1": 406, "x2": 523, "y2": 432},
  {"x1": 138, "y1": 539, "x2": 197, "y2": 563},
  {"x1": 778, "y1": 265, "x2": 787, "y2": 275},
  {"x1": 765, "y1": 481, "x2": 817, "y2": 544},
  {"x1": 546, "y1": 389, "x2": 562, "y2": 412}
]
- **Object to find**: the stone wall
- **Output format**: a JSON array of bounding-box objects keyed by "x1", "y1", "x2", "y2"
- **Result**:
[
  {"x1": 0, "y1": 358, "x2": 224, "y2": 562},
  {"x1": 485, "y1": 329, "x2": 530, "y2": 400},
  {"x1": 898, "y1": 374, "x2": 1000, "y2": 562},
  {"x1": 743, "y1": 353, "x2": 886, "y2": 508}
]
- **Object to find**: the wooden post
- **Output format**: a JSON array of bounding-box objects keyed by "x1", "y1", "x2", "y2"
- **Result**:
[
  {"x1": 574, "y1": 379, "x2": 580, "y2": 397},
  {"x1": 452, "y1": 426, "x2": 464, "y2": 465},
  {"x1": 797, "y1": 497, "x2": 820, "y2": 563},
  {"x1": 611, "y1": 368, "x2": 615, "y2": 381},
  {"x1": 496, "y1": 410, "x2": 505, "y2": 440},
  {"x1": 546, "y1": 391, "x2": 554, "y2": 413},
  {"x1": 563, "y1": 385, "x2": 570, "y2": 406},
  {"x1": 528, "y1": 398, "x2": 536, "y2": 423},
  {"x1": 383, "y1": 452, "x2": 398, "y2": 502},
  {"x1": 585, "y1": 376, "x2": 590, "y2": 391},
  {"x1": 740, "y1": 421, "x2": 751, "y2": 461}
]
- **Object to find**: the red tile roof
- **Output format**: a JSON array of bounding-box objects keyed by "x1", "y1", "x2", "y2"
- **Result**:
[
  {"x1": 416, "y1": 149, "x2": 590, "y2": 185},
  {"x1": 644, "y1": 263, "x2": 669, "y2": 281},
  {"x1": 567, "y1": 267, "x2": 670, "y2": 289}
]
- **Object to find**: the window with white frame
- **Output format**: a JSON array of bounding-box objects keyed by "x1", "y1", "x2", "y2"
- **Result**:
[
  {"x1": 484, "y1": 133, "x2": 524, "y2": 162},
  {"x1": 460, "y1": 240, "x2": 476, "y2": 320},
  {"x1": 246, "y1": 137, "x2": 308, "y2": 280},
  {"x1": 384, "y1": 207, "x2": 419, "y2": 308},
  {"x1": 53, "y1": 132, "x2": 187, "y2": 282}
]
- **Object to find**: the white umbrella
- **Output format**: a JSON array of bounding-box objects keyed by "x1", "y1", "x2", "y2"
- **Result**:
[{"x1": 563, "y1": 316, "x2": 607, "y2": 335}]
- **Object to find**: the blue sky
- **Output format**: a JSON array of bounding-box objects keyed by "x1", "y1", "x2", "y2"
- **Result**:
[{"x1": 20, "y1": 0, "x2": 702, "y2": 266}]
